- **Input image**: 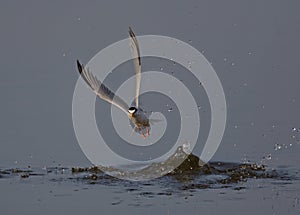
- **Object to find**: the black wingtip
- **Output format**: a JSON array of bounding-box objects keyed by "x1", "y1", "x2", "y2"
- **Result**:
[
  {"x1": 76, "y1": 60, "x2": 83, "y2": 74},
  {"x1": 128, "y1": 26, "x2": 135, "y2": 37}
]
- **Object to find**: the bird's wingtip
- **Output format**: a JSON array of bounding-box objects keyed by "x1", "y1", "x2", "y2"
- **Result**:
[
  {"x1": 76, "y1": 60, "x2": 83, "y2": 74},
  {"x1": 128, "y1": 26, "x2": 135, "y2": 37}
]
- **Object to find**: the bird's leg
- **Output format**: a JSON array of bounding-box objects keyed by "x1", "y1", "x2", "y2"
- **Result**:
[
  {"x1": 130, "y1": 125, "x2": 137, "y2": 136},
  {"x1": 139, "y1": 127, "x2": 146, "y2": 140},
  {"x1": 146, "y1": 127, "x2": 150, "y2": 136}
]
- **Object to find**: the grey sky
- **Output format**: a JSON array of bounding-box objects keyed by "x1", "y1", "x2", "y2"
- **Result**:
[{"x1": 0, "y1": 0, "x2": 299, "y2": 168}]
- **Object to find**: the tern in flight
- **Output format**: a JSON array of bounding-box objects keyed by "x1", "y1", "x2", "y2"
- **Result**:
[{"x1": 77, "y1": 27, "x2": 151, "y2": 139}]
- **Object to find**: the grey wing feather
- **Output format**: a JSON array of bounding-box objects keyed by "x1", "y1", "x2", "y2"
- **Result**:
[
  {"x1": 129, "y1": 27, "x2": 141, "y2": 108},
  {"x1": 77, "y1": 60, "x2": 129, "y2": 114}
]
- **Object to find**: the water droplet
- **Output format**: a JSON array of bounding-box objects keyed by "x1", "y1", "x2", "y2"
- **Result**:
[
  {"x1": 223, "y1": 58, "x2": 227, "y2": 62},
  {"x1": 274, "y1": 143, "x2": 282, "y2": 151},
  {"x1": 168, "y1": 107, "x2": 173, "y2": 112},
  {"x1": 250, "y1": 122, "x2": 254, "y2": 126},
  {"x1": 231, "y1": 62, "x2": 235, "y2": 66},
  {"x1": 183, "y1": 142, "x2": 191, "y2": 154},
  {"x1": 265, "y1": 154, "x2": 272, "y2": 160},
  {"x1": 62, "y1": 53, "x2": 66, "y2": 57},
  {"x1": 77, "y1": 17, "x2": 81, "y2": 21},
  {"x1": 160, "y1": 67, "x2": 164, "y2": 71},
  {"x1": 248, "y1": 51, "x2": 252, "y2": 55},
  {"x1": 292, "y1": 127, "x2": 297, "y2": 132},
  {"x1": 243, "y1": 83, "x2": 248, "y2": 87},
  {"x1": 198, "y1": 106, "x2": 202, "y2": 109},
  {"x1": 188, "y1": 39, "x2": 192, "y2": 43},
  {"x1": 234, "y1": 125, "x2": 238, "y2": 129}
]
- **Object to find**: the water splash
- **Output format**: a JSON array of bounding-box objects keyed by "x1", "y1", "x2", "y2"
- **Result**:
[{"x1": 1, "y1": 145, "x2": 296, "y2": 189}]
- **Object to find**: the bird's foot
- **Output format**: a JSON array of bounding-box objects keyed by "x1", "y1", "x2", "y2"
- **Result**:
[
  {"x1": 146, "y1": 127, "x2": 150, "y2": 137},
  {"x1": 139, "y1": 128, "x2": 146, "y2": 140}
]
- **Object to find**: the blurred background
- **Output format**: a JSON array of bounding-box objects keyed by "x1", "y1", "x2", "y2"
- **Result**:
[{"x1": 0, "y1": 0, "x2": 299, "y2": 169}]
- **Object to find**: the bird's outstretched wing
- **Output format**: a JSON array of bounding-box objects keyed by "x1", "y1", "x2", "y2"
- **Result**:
[
  {"x1": 77, "y1": 60, "x2": 129, "y2": 114},
  {"x1": 129, "y1": 27, "x2": 141, "y2": 108}
]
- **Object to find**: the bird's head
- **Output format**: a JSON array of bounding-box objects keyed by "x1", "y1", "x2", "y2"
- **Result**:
[{"x1": 128, "y1": 107, "x2": 137, "y2": 117}]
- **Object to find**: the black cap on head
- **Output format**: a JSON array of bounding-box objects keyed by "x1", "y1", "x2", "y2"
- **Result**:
[{"x1": 128, "y1": 107, "x2": 137, "y2": 114}]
